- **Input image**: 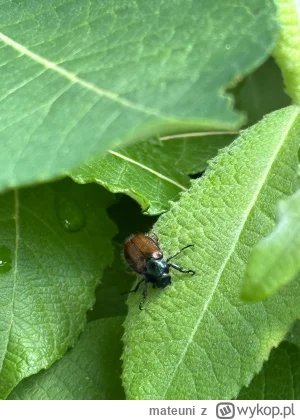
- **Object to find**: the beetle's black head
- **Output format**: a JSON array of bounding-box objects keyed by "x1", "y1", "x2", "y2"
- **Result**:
[{"x1": 156, "y1": 273, "x2": 171, "y2": 288}]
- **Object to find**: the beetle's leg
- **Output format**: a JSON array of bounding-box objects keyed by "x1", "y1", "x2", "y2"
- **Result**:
[
  {"x1": 169, "y1": 262, "x2": 195, "y2": 275},
  {"x1": 121, "y1": 278, "x2": 144, "y2": 295},
  {"x1": 166, "y1": 244, "x2": 194, "y2": 262},
  {"x1": 139, "y1": 281, "x2": 149, "y2": 310}
]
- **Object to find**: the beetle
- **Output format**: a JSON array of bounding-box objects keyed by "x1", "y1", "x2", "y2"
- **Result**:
[{"x1": 123, "y1": 233, "x2": 195, "y2": 309}]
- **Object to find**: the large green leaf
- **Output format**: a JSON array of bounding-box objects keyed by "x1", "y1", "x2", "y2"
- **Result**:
[
  {"x1": 237, "y1": 341, "x2": 300, "y2": 399},
  {"x1": 242, "y1": 188, "x2": 300, "y2": 302},
  {"x1": 8, "y1": 318, "x2": 125, "y2": 400},
  {"x1": 122, "y1": 106, "x2": 300, "y2": 400},
  {"x1": 0, "y1": 180, "x2": 116, "y2": 398},
  {"x1": 0, "y1": 0, "x2": 277, "y2": 192},
  {"x1": 71, "y1": 133, "x2": 235, "y2": 215}
]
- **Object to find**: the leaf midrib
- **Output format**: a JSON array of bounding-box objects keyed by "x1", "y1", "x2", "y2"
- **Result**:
[
  {"x1": 108, "y1": 150, "x2": 187, "y2": 190},
  {"x1": 162, "y1": 107, "x2": 300, "y2": 398},
  {"x1": 0, "y1": 32, "x2": 168, "y2": 120}
]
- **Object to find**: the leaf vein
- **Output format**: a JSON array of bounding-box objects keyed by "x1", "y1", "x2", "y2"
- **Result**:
[
  {"x1": 108, "y1": 150, "x2": 187, "y2": 190},
  {"x1": 0, "y1": 32, "x2": 170, "y2": 119}
]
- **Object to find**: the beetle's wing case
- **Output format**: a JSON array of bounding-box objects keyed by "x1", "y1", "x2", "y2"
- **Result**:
[
  {"x1": 133, "y1": 234, "x2": 162, "y2": 259},
  {"x1": 124, "y1": 238, "x2": 145, "y2": 273},
  {"x1": 124, "y1": 234, "x2": 162, "y2": 273}
]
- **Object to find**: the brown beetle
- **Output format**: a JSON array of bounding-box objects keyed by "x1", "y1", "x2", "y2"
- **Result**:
[{"x1": 124, "y1": 234, "x2": 195, "y2": 309}]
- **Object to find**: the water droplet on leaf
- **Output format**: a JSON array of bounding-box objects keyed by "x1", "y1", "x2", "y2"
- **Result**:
[
  {"x1": 55, "y1": 196, "x2": 85, "y2": 232},
  {"x1": 0, "y1": 246, "x2": 12, "y2": 274},
  {"x1": 225, "y1": 44, "x2": 231, "y2": 50}
]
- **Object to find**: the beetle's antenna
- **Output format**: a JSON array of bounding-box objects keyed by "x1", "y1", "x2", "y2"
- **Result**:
[
  {"x1": 169, "y1": 262, "x2": 195, "y2": 275},
  {"x1": 166, "y1": 244, "x2": 194, "y2": 262}
]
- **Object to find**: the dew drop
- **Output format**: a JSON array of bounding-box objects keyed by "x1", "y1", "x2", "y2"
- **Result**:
[
  {"x1": 225, "y1": 44, "x2": 231, "y2": 50},
  {"x1": 55, "y1": 196, "x2": 85, "y2": 232},
  {"x1": 0, "y1": 246, "x2": 12, "y2": 274}
]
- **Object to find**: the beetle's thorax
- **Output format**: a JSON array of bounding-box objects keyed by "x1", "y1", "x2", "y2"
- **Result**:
[
  {"x1": 144, "y1": 258, "x2": 171, "y2": 288},
  {"x1": 145, "y1": 257, "x2": 168, "y2": 274}
]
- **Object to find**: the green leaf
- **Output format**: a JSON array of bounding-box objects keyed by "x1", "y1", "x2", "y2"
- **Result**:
[
  {"x1": 0, "y1": 0, "x2": 277, "y2": 193},
  {"x1": 122, "y1": 106, "x2": 300, "y2": 400},
  {"x1": 273, "y1": 0, "x2": 300, "y2": 104},
  {"x1": 232, "y1": 57, "x2": 291, "y2": 126},
  {"x1": 159, "y1": 133, "x2": 236, "y2": 175},
  {"x1": 0, "y1": 180, "x2": 116, "y2": 398},
  {"x1": 71, "y1": 133, "x2": 235, "y2": 215},
  {"x1": 237, "y1": 341, "x2": 300, "y2": 399},
  {"x1": 8, "y1": 318, "x2": 125, "y2": 400},
  {"x1": 242, "y1": 188, "x2": 300, "y2": 302}
]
